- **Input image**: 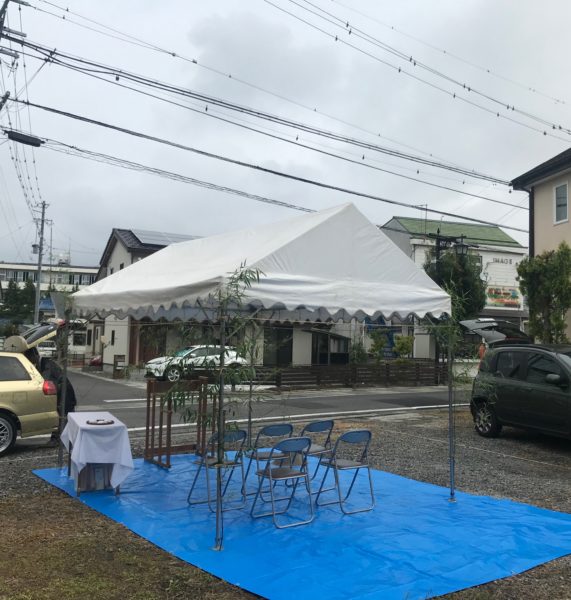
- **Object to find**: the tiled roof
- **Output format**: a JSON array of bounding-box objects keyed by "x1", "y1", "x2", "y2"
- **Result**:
[
  {"x1": 511, "y1": 147, "x2": 571, "y2": 190},
  {"x1": 99, "y1": 229, "x2": 199, "y2": 270},
  {"x1": 385, "y1": 217, "x2": 523, "y2": 247}
]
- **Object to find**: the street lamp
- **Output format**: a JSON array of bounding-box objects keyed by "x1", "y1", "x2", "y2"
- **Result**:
[{"x1": 454, "y1": 236, "x2": 469, "y2": 257}]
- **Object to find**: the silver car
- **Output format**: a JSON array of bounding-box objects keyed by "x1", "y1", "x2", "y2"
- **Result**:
[{"x1": 145, "y1": 345, "x2": 247, "y2": 382}]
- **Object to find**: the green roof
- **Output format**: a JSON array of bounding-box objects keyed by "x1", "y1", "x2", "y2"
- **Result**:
[{"x1": 388, "y1": 217, "x2": 523, "y2": 248}]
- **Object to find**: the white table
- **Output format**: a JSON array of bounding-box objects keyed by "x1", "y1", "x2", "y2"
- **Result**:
[{"x1": 61, "y1": 411, "x2": 134, "y2": 494}]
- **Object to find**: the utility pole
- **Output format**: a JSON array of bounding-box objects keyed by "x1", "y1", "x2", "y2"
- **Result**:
[{"x1": 33, "y1": 201, "x2": 47, "y2": 324}]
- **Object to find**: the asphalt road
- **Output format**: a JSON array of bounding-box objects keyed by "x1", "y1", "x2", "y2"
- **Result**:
[{"x1": 69, "y1": 370, "x2": 458, "y2": 431}]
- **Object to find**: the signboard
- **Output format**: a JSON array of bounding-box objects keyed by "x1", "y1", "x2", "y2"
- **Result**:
[{"x1": 486, "y1": 286, "x2": 521, "y2": 309}]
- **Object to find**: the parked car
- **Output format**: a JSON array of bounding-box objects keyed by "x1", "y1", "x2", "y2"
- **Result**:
[
  {"x1": 145, "y1": 345, "x2": 248, "y2": 382},
  {"x1": 459, "y1": 318, "x2": 532, "y2": 347},
  {"x1": 89, "y1": 355, "x2": 102, "y2": 367},
  {"x1": 461, "y1": 320, "x2": 571, "y2": 440},
  {"x1": 38, "y1": 340, "x2": 57, "y2": 359},
  {"x1": 0, "y1": 351, "x2": 58, "y2": 456}
]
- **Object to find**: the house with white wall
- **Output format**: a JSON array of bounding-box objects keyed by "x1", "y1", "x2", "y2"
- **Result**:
[
  {"x1": 89, "y1": 229, "x2": 199, "y2": 368},
  {"x1": 381, "y1": 216, "x2": 528, "y2": 358}
]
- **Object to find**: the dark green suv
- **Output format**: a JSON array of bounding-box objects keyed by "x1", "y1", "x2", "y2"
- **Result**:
[{"x1": 471, "y1": 344, "x2": 571, "y2": 439}]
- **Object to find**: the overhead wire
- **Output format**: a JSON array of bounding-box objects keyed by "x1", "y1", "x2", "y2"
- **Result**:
[
  {"x1": 0, "y1": 13, "x2": 39, "y2": 220},
  {"x1": 329, "y1": 0, "x2": 568, "y2": 106},
  {"x1": 43, "y1": 138, "x2": 314, "y2": 213},
  {"x1": 17, "y1": 3, "x2": 44, "y2": 205},
  {"x1": 294, "y1": 0, "x2": 571, "y2": 133},
  {"x1": 263, "y1": 0, "x2": 571, "y2": 143},
  {"x1": 3, "y1": 33, "x2": 512, "y2": 186},
  {"x1": 9, "y1": 47, "x2": 523, "y2": 210},
  {"x1": 8, "y1": 126, "x2": 527, "y2": 247},
  {"x1": 6, "y1": 100, "x2": 528, "y2": 234},
  {"x1": 29, "y1": 0, "x2": 485, "y2": 171}
]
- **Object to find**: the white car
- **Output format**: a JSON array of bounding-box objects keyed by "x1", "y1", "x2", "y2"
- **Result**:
[{"x1": 145, "y1": 345, "x2": 247, "y2": 382}]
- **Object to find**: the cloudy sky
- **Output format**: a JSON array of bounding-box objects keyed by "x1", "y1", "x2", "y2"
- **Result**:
[{"x1": 0, "y1": 0, "x2": 569, "y2": 266}]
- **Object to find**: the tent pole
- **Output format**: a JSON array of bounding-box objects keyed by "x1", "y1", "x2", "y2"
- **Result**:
[
  {"x1": 57, "y1": 309, "x2": 71, "y2": 468},
  {"x1": 214, "y1": 316, "x2": 226, "y2": 550},
  {"x1": 447, "y1": 329, "x2": 456, "y2": 502}
]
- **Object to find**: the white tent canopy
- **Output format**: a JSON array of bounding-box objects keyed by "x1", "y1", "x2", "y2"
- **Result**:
[{"x1": 72, "y1": 203, "x2": 451, "y2": 321}]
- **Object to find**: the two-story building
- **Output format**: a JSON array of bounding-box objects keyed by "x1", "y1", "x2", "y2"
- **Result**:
[
  {"x1": 87, "y1": 229, "x2": 199, "y2": 367},
  {"x1": 511, "y1": 147, "x2": 571, "y2": 332},
  {"x1": 382, "y1": 216, "x2": 528, "y2": 357}
]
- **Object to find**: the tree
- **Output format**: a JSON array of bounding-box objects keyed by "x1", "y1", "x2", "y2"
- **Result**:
[
  {"x1": 0, "y1": 279, "x2": 36, "y2": 322},
  {"x1": 517, "y1": 241, "x2": 571, "y2": 343},
  {"x1": 423, "y1": 247, "x2": 486, "y2": 322},
  {"x1": 369, "y1": 329, "x2": 388, "y2": 363},
  {"x1": 393, "y1": 335, "x2": 414, "y2": 358}
]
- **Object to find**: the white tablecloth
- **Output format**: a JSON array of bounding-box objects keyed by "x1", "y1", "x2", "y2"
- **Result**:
[{"x1": 61, "y1": 411, "x2": 134, "y2": 489}]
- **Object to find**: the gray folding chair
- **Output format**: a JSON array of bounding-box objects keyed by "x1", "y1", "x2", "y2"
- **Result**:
[
  {"x1": 250, "y1": 436, "x2": 314, "y2": 528},
  {"x1": 316, "y1": 429, "x2": 375, "y2": 514},
  {"x1": 187, "y1": 429, "x2": 247, "y2": 512},
  {"x1": 243, "y1": 423, "x2": 293, "y2": 495},
  {"x1": 299, "y1": 419, "x2": 334, "y2": 480}
]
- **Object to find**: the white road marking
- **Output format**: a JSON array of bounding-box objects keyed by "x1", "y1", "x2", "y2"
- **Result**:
[
  {"x1": 104, "y1": 398, "x2": 146, "y2": 403},
  {"x1": 125, "y1": 403, "x2": 469, "y2": 433}
]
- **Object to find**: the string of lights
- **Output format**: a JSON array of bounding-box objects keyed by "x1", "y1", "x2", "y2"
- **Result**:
[{"x1": 264, "y1": 0, "x2": 571, "y2": 143}]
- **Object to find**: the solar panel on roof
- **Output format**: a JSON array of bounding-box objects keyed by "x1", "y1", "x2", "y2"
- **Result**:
[{"x1": 132, "y1": 229, "x2": 197, "y2": 245}]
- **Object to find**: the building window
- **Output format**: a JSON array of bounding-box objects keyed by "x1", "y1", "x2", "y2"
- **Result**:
[
  {"x1": 119, "y1": 263, "x2": 124, "y2": 270},
  {"x1": 87, "y1": 330, "x2": 92, "y2": 346},
  {"x1": 111, "y1": 330, "x2": 115, "y2": 346},
  {"x1": 554, "y1": 183, "x2": 568, "y2": 223}
]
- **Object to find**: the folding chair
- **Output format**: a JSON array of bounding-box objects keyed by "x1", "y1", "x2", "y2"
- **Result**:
[
  {"x1": 187, "y1": 429, "x2": 247, "y2": 512},
  {"x1": 243, "y1": 423, "x2": 293, "y2": 495},
  {"x1": 315, "y1": 429, "x2": 374, "y2": 515},
  {"x1": 250, "y1": 436, "x2": 314, "y2": 528},
  {"x1": 299, "y1": 419, "x2": 334, "y2": 480}
]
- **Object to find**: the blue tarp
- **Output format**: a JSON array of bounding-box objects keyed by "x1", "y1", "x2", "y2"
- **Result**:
[{"x1": 35, "y1": 456, "x2": 571, "y2": 600}]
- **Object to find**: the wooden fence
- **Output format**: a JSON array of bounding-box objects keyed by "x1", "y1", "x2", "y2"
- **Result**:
[{"x1": 253, "y1": 360, "x2": 447, "y2": 389}]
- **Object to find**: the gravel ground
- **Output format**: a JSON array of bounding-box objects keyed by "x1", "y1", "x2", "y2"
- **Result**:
[{"x1": 1, "y1": 405, "x2": 570, "y2": 599}]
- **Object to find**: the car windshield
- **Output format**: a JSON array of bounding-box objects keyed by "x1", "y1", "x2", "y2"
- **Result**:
[
  {"x1": 556, "y1": 352, "x2": 571, "y2": 369},
  {"x1": 173, "y1": 348, "x2": 195, "y2": 357}
]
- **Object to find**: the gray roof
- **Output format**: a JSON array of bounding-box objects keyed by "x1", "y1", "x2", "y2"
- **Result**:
[{"x1": 511, "y1": 147, "x2": 571, "y2": 190}]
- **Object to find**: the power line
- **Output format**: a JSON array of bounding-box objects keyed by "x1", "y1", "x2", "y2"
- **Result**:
[
  {"x1": 7, "y1": 99, "x2": 528, "y2": 233},
  {"x1": 42, "y1": 138, "x2": 314, "y2": 213},
  {"x1": 329, "y1": 0, "x2": 568, "y2": 106},
  {"x1": 294, "y1": 0, "x2": 571, "y2": 133},
  {"x1": 6, "y1": 125, "x2": 528, "y2": 245},
  {"x1": 263, "y1": 0, "x2": 571, "y2": 143},
  {"x1": 17, "y1": 3, "x2": 44, "y2": 204},
  {"x1": 11, "y1": 46, "x2": 521, "y2": 210},
  {"x1": 4, "y1": 33, "x2": 511, "y2": 185},
  {"x1": 29, "y1": 0, "x2": 483, "y2": 171}
]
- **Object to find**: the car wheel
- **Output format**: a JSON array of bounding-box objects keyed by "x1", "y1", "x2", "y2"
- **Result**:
[
  {"x1": 166, "y1": 366, "x2": 182, "y2": 382},
  {"x1": 473, "y1": 402, "x2": 502, "y2": 438},
  {"x1": 0, "y1": 414, "x2": 17, "y2": 456}
]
